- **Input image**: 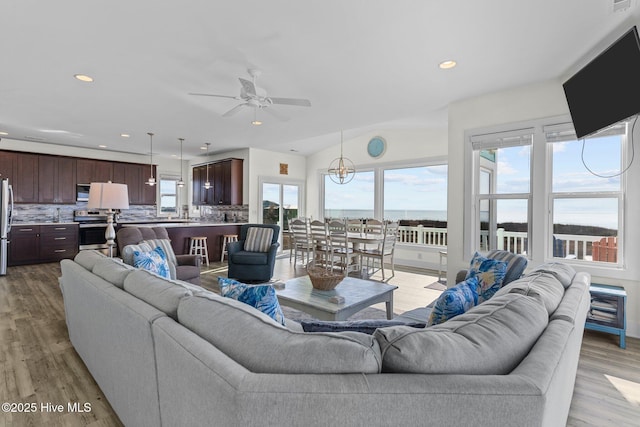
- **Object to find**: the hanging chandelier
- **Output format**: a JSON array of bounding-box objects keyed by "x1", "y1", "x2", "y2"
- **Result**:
[
  {"x1": 327, "y1": 130, "x2": 355, "y2": 184},
  {"x1": 146, "y1": 132, "x2": 156, "y2": 186},
  {"x1": 203, "y1": 143, "x2": 211, "y2": 189},
  {"x1": 177, "y1": 138, "x2": 185, "y2": 188}
]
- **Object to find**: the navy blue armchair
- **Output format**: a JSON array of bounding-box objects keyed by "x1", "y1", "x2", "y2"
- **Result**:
[{"x1": 227, "y1": 224, "x2": 280, "y2": 282}]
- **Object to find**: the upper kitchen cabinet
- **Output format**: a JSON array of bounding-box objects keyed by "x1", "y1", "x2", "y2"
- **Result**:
[
  {"x1": 38, "y1": 155, "x2": 76, "y2": 203},
  {"x1": 76, "y1": 158, "x2": 113, "y2": 184},
  {"x1": 0, "y1": 151, "x2": 16, "y2": 181},
  {"x1": 113, "y1": 162, "x2": 157, "y2": 205},
  {"x1": 192, "y1": 158, "x2": 243, "y2": 206},
  {"x1": 14, "y1": 152, "x2": 39, "y2": 203}
]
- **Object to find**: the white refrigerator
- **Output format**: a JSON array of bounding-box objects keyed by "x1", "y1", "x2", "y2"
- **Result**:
[{"x1": 1, "y1": 178, "x2": 14, "y2": 275}]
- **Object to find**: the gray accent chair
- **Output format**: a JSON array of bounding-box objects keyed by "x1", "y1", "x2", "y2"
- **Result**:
[
  {"x1": 227, "y1": 224, "x2": 280, "y2": 282},
  {"x1": 116, "y1": 226, "x2": 201, "y2": 285},
  {"x1": 455, "y1": 249, "x2": 528, "y2": 286}
]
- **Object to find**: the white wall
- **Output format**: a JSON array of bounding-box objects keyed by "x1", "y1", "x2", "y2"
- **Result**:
[{"x1": 447, "y1": 79, "x2": 640, "y2": 338}]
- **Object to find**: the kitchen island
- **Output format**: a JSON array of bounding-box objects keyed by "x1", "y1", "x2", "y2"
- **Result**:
[{"x1": 119, "y1": 222, "x2": 244, "y2": 263}]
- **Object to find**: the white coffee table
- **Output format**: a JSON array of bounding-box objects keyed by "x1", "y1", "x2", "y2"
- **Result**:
[{"x1": 276, "y1": 276, "x2": 398, "y2": 321}]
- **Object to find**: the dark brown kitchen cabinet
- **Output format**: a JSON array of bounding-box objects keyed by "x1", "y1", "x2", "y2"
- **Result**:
[
  {"x1": 14, "y1": 153, "x2": 39, "y2": 203},
  {"x1": 113, "y1": 162, "x2": 157, "y2": 205},
  {"x1": 38, "y1": 155, "x2": 76, "y2": 203},
  {"x1": 192, "y1": 158, "x2": 242, "y2": 206},
  {"x1": 77, "y1": 158, "x2": 113, "y2": 184},
  {"x1": 0, "y1": 151, "x2": 16, "y2": 181},
  {"x1": 8, "y1": 225, "x2": 40, "y2": 265},
  {"x1": 8, "y1": 224, "x2": 78, "y2": 266}
]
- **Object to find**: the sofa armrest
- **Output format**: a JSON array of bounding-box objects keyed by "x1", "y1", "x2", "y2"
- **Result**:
[{"x1": 176, "y1": 254, "x2": 201, "y2": 267}]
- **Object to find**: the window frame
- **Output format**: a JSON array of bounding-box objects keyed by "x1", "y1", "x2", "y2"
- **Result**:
[{"x1": 157, "y1": 175, "x2": 180, "y2": 217}]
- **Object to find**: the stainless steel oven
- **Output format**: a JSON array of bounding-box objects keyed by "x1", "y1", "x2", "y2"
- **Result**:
[{"x1": 74, "y1": 210, "x2": 110, "y2": 251}]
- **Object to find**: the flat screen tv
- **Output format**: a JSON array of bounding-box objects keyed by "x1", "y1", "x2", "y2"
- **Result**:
[{"x1": 563, "y1": 26, "x2": 640, "y2": 139}]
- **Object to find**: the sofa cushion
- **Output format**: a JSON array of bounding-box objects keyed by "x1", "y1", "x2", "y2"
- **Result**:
[
  {"x1": 427, "y1": 276, "x2": 480, "y2": 326},
  {"x1": 121, "y1": 242, "x2": 152, "y2": 266},
  {"x1": 244, "y1": 226, "x2": 274, "y2": 252},
  {"x1": 133, "y1": 246, "x2": 171, "y2": 279},
  {"x1": 124, "y1": 269, "x2": 192, "y2": 320},
  {"x1": 374, "y1": 293, "x2": 548, "y2": 374},
  {"x1": 465, "y1": 252, "x2": 507, "y2": 302},
  {"x1": 177, "y1": 293, "x2": 382, "y2": 374},
  {"x1": 494, "y1": 271, "x2": 565, "y2": 315},
  {"x1": 527, "y1": 262, "x2": 576, "y2": 288},
  {"x1": 301, "y1": 319, "x2": 426, "y2": 335},
  {"x1": 218, "y1": 277, "x2": 285, "y2": 325},
  {"x1": 74, "y1": 250, "x2": 106, "y2": 270},
  {"x1": 92, "y1": 257, "x2": 135, "y2": 289},
  {"x1": 230, "y1": 251, "x2": 268, "y2": 265}
]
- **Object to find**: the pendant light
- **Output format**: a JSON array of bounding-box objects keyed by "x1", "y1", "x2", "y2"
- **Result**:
[
  {"x1": 177, "y1": 138, "x2": 185, "y2": 188},
  {"x1": 146, "y1": 132, "x2": 156, "y2": 186},
  {"x1": 327, "y1": 130, "x2": 355, "y2": 184},
  {"x1": 203, "y1": 143, "x2": 211, "y2": 190}
]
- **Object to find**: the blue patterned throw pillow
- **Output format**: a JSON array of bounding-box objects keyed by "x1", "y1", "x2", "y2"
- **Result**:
[
  {"x1": 218, "y1": 277, "x2": 285, "y2": 325},
  {"x1": 466, "y1": 252, "x2": 507, "y2": 302},
  {"x1": 427, "y1": 277, "x2": 480, "y2": 326},
  {"x1": 133, "y1": 246, "x2": 170, "y2": 279}
]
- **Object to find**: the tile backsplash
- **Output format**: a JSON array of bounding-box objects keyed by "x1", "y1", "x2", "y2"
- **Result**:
[{"x1": 12, "y1": 203, "x2": 249, "y2": 223}]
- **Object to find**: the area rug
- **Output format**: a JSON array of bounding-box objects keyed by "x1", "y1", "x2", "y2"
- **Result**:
[{"x1": 425, "y1": 281, "x2": 447, "y2": 291}]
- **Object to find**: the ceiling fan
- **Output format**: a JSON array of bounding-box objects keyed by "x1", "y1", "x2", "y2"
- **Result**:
[{"x1": 189, "y1": 69, "x2": 311, "y2": 120}]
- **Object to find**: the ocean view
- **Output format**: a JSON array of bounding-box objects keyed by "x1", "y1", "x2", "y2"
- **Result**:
[{"x1": 324, "y1": 209, "x2": 448, "y2": 222}]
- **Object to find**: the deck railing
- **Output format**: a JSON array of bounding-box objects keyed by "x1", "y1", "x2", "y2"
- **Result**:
[{"x1": 397, "y1": 225, "x2": 613, "y2": 261}]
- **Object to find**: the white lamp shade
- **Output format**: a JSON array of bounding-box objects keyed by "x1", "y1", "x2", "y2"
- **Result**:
[{"x1": 87, "y1": 182, "x2": 130, "y2": 210}]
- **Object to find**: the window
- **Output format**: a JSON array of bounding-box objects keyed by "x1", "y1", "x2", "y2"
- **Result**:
[
  {"x1": 547, "y1": 123, "x2": 625, "y2": 264},
  {"x1": 324, "y1": 170, "x2": 374, "y2": 219},
  {"x1": 471, "y1": 130, "x2": 533, "y2": 255},
  {"x1": 383, "y1": 165, "x2": 448, "y2": 245},
  {"x1": 321, "y1": 161, "x2": 448, "y2": 248},
  {"x1": 159, "y1": 177, "x2": 179, "y2": 216}
]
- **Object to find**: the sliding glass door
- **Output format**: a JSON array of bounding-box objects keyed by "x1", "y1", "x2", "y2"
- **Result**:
[{"x1": 260, "y1": 179, "x2": 304, "y2": 251}]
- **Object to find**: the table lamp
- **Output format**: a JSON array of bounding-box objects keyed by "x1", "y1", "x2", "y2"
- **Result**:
[{"x1": 87, "y1": 182, "x2": 129, "y2": 257}]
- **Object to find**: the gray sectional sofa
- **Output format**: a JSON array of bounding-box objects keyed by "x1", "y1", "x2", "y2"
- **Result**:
[{"x1": 59, "y1": 250, "x2": 590, "y2": 427}]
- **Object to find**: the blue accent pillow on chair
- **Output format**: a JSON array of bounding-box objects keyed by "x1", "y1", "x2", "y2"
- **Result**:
[
  {"x1": 427, "y1": 277, "x2": 480, "y2": 326},
  {"x1": 218, "y1": 277, "x2": 285, "y2": 325},
  {"x1": 133, "y1": 246, "x2": 171, "y2": 279},
  {"x1": 466, "y1": 252, "x2": 508, "y2": 302}
]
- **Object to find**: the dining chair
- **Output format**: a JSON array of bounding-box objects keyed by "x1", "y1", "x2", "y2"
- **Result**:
[
  {"x1": 359, "y1": 221, "x2": 399, "y2": 280},
  {"x1": 289, "y1": 218, "x2": 312, "y2": 267},
  {"x1": 309, "y1": 220, "x2": 330, "y2": 267},
  {"x1": 327, "y1": 219, "x2": 360, "y2": 277},
  {"x1": 346, "y1": 218, "x2": 364, "y2": 233},
  {"x1": 363, "y1": 218, "x2": 385, "y2": 250}
]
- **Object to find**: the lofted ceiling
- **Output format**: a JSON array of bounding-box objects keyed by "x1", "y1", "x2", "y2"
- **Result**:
[{"x1": 1, "y1": 0, "x2": 639, "y2": 160}]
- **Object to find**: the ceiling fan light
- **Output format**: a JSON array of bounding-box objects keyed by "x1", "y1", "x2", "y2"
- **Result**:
[{"x1": 252, "y1": 120, "x2": 263, "y2": 126}]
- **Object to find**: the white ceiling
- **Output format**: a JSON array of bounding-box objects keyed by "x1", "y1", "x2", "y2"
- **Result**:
[{"x1": 1, "y1": 0, "x2": 639, "y2": 160}]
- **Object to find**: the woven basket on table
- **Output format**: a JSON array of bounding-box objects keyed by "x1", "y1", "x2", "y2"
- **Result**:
[{"x1": 306, "y1": 262, "x2": 344, "y2": 291}]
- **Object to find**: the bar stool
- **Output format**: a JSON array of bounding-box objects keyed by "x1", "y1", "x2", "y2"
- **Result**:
[
  {"x1": 189, "y1": 236, "x2": 209, "y2": 267},
  {"x1": 221, "y1": 234, "x2": 238, "y2": 262}
]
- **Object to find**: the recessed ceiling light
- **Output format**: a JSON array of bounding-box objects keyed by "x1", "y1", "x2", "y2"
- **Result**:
[
  {"x1": 438, "y1": 60, "x2": 457, "y2": 70},
  {"x1": 98, "y1": 144, "x2": 107, "y2": 148},
  {"x1": 0, "y1": 131, "x2": 8, "y2": 136},
  {"x1": 120, "y1": 133, "x2": 130, "y2": 138},
  {"x1": 252, "y1": 120, "x2": 263, "y2": 126},
  {"x1": 200, "y1": 145, "x2": 207, "y2": 150},
  {"x1": 74, "y1": 74, "x2": 94, "y2": 82}
]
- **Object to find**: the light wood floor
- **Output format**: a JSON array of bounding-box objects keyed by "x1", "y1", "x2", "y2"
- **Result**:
[{"x1": 1, "y1": 260, "x2": 639, "y2": 426}]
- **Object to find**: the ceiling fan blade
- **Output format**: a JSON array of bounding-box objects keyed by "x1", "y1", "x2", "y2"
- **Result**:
[
  {"x1": 239, "y1": 78, "x2": 256, "y2": 97},
  {"x1": 222, "y1": 103, "x2": 248, "y2": 117},
  {"x1": 268, "y1": 97, "x2": 311, "y2": 107},
  {"x1": 262, "y1": 106, "x2": 289, "y2": 121},
  {"x1": 189, "y1": 92, "x2": 238, "y2": 99}
]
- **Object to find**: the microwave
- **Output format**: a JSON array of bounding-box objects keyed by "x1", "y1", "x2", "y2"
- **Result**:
[{"x1": 76, "y1": 183, "x2": 91, "y2": 201}]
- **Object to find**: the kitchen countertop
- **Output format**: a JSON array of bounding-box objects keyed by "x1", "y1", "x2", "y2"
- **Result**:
[
  {"x1": 11, "y1": 222, "x2": 79, "y2": 226},
  {"x1": 121, "y1": 222, "x2": 245, "y2": 228}
]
